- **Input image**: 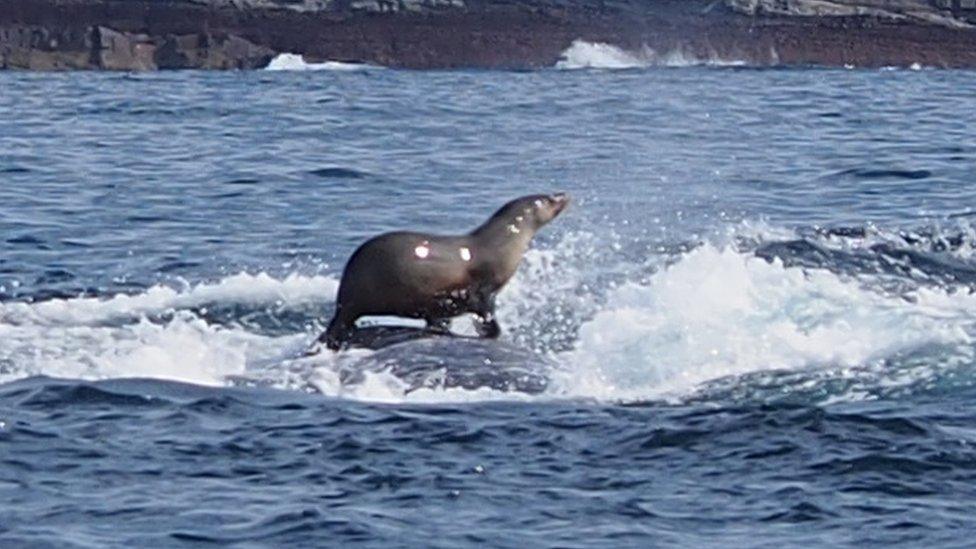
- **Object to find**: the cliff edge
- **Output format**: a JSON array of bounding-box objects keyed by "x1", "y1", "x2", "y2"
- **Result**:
[{"x1": 2, "y1": 0, "x2": 975, "y2": 69}]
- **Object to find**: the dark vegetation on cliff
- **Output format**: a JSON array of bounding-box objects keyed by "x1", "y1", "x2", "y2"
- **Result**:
[{"x1": 2, "y1": 0, "x2": 975, "y2": 69}]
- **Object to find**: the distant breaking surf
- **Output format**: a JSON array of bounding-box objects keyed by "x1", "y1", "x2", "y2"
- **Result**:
[
  {"x1": 265, "y1": 53, "x2": 382, "y2": 71},
  {"x1": 555, "y1": 40, "x2": 750, "y2": 69}
]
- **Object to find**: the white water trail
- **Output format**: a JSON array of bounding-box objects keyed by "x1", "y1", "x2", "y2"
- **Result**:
[
  {"x1": 0, "y1": 273, "x2": 338, "y2": 386},
  {"x1": 554, "y1": 244, "x2": 975, "y2": 401},
  {"x1": 3, "y1": 231, "x2": 975, "y2": 404}
]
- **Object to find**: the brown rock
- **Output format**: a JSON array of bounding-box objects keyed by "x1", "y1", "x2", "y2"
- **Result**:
[
  {"x1": 1, "y1": 0, "x2": 976, "y2": 70},
  {"x1": 155, "y1": 33, "x2": 276, "y2": 69},
  {"x1": 0, "y1": 25, "x2": 92, "y2": 69},
  {"x1": 95, "y1": 26, "x2": 157, "y2": 70}
]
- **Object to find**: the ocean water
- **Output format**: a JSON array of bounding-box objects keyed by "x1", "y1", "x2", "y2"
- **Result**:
[{"x1": 2, "y1": 58, "x2": 976, "y2": 546}]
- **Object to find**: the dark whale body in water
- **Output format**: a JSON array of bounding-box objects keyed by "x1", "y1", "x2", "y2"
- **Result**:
[{"x1": 337, "y1": 329, "x2": 555, "y2": 394}]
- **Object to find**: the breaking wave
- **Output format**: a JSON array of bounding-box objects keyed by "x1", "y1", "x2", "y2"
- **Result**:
[
  {"x1": 0, "y1": 273, "x2": 338, "y2": 387},
  {"x1": 2, "y1": 224, "x2": 976, "y2": 404},
  {"x1": 555, "y1": 243, "x2": 975, "y2": 402},
  {"x1": 555, "y1": 40, "x2": 748, "y2": 70},
  {"x1": 265, "y1": 53, "x2": 381, "y2": 71}
]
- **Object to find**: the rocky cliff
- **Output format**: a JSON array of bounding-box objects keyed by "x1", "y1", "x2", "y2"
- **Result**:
[{"x1": 1, "y1": 0, "x2": 975, "y2": 69}]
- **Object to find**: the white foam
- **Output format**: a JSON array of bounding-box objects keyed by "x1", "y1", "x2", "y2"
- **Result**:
[
  {"x1": 0, "y1": 271, "x2": 338, "y2": 326},
  {"x1": 881, "y1": 64, "x2": 932, "y2": 72},
  {"x1": 0, "y1": 273, "x2": 338, "y2": 386},
  {"x1": 265, "y1": 53, "x2": 380, "y2": 72},
  {"x1": 553, "y1": 244, "x2": 975, "y2": 401},
  {"x1": 556, "y1": 40, "x2": 747, "y2": 70},
  {"x1": 3, "y1": 232, "x2": 975, "y2": 404},
  {"x1": 0, "y1": 311, "x2": 302, "y2": 387}
]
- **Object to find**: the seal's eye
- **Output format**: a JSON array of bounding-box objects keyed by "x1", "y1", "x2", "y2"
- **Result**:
[{"x1": 534, "y1": 199, "x2": 544, "y2": 208}]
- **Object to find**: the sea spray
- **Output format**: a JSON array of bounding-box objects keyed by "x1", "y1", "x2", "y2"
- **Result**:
[
  {"x1": 265, "y1": 53, "x2": 382, "y2": 71},
  {"x1": 3, "y1": 229, "x2": 975, "y2": 404},
  {"x1": 556, "y1": 40, "x2": 747, "y2": 69},
  {"x1": 0, "y1": 273, "x2": 338, "y2": 386},
  {"x1": 555, "y1": 244, "x2": 975, "y2": 401}
]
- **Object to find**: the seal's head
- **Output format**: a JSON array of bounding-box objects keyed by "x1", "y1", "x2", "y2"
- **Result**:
[
  {"x1": 495, "y1": 193, "x2": 570, "y2": 234},
  {"x1": 531, "y1": 192, "x2": 571, "y2": 226}
]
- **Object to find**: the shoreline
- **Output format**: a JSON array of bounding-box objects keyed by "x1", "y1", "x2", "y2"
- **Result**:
[{"x1": 2, "y1": 0, "x2": 976, "y2": 70}]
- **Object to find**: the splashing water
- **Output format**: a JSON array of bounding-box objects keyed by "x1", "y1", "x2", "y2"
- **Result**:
[
  {"x1": 265, "y1": 53, "x2": 382, "y2": 71},
  {"x1": 0, "y1": 272, "x2": 338, "y2": 386},
  {"x1": 3, "y1": 226, "x2": 974, "y2": 405},
  {"x1": 555, "y1": 40, "x2": 747, "y2": 70},
  {"x1": 555, "y1": 244, "x2": 975, "y2": 402}
]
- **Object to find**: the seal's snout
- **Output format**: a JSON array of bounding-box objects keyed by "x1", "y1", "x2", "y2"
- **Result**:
[{"x1": 551, "y1": 192, "x2": 570, "y2": 215}]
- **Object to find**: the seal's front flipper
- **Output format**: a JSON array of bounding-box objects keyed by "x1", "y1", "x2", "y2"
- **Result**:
[
  {"x1": 473, "y1": 314, "x2": 501, "y2": 339},
  {"x1": 320, "y1": 315, "x2": 355, "y2": 351}
]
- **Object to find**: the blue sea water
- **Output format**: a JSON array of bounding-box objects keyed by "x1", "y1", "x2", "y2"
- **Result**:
[{"x1": 2, "y1": 64, "x2": 976, "y2": 546}]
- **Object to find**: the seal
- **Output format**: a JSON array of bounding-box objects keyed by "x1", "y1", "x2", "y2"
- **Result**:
[{"x1": 320, "y1": 193, "x2": 570, "y2": 350}]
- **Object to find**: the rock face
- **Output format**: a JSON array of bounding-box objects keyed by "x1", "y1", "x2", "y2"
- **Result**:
[
  {"x1": 0, "y1": 24, "x2": 275, "y2": 70},
  {"x1": 727, "y1": 0, "x2": 972, "y2": 27},
  {"x1": 1, "y1": 0, "x2": 975, "y2": 70}
]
